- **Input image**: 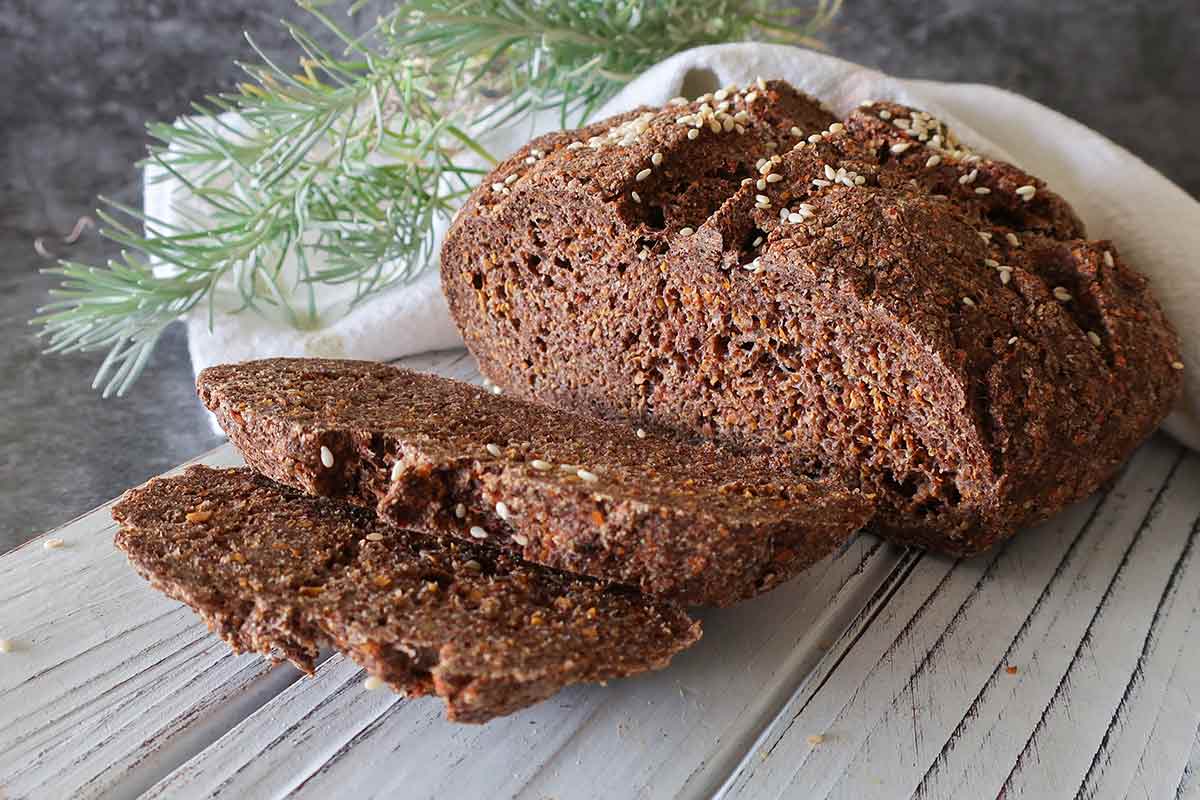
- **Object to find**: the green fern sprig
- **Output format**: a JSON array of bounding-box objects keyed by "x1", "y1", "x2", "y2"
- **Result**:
[{"x1": 34, "y1": 0, "x2": 840, "y2": 396}]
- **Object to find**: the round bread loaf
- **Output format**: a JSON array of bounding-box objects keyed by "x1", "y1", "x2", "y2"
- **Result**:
[{"x1": 441, "y1": 80, "x2": 1183, "y2": 555}]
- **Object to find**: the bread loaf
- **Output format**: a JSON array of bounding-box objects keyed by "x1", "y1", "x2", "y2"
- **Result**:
[
  {"x1": 113, "y1": 465, "x2": 701, "y2": 723},
  {"x1": 198, "y1": 358, "x2": 873, "y2": 606},
  {"x1": 441, "y1": 81, "x2": 1183, "y2": 555}
]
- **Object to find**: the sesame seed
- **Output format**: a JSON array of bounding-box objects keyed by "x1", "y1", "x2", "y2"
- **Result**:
[
  {"x1": 524, "y1": 156, "x2": 536, "y2": 165},
  {"x1": 975, "y1": 187, "x2": 992, "y2": 195},
  {"x1": 577, "y1": 469, "x2": 600, "y2": 482},
  {"x1": 486, "y1": 443, "x2": 503, "y2": 457},
  {"x1": 958, "y1": 170, "x2": 978, "y2": 185},
  {"x1": 469, "y1": 526, "x2": 488, "y2": 539},
  {"x1": 669, "y1": 96, "x2": 688, "y2": 106},
  {"x1": 454, "y1": 503, "x2": 466, "y2": 519},
  {"x1": 1088, "y1": 331, "x2": 1102, "y2": 346},
  {"x1": 745, "y1": 91, "x2": 758, "y2": 104},
  {"x1": 978, "y1": 231, "x2": 993, "y2": 241},
  {"x1": 753, "y1": 236, "x2": 764, "y2": 247},
  {"x1": 714, "y1": 89, "x2": 728, "y2": 102},
  {"x1": 766, "y1": 173, "x2": 784, "y2": 183},
  {"x1": 651, "y1": 152, "x2": 663, "y2": 166},
  {"x1": 1016, "y1": 185, "x2": 1037, "y2": 201},
  {"x1": 630, "y1": 191, "x2": 641, "y2": 204},
  {"x1": 1006, "y1": 232, "x2": 1021, "y2": 247},
  {"x1": 755, "y1": 194, "x2": 770, "y2": 205},
  {"x1": 1053, "y1": 286, "x2": 1072, "y2": 302},
  {"x1": 679, "y1": 227, "x2": 695, "y2": 236},
  {"x1": 735, "y1": 111, "x2": 751, "y2": 123},
  {"x1": 744, "y1": 258, "x2": 760, "y2": 271},
  {"x1": 999, "y1": 270, "x2": 1012, "y2": 285},
  {"x1": 854, "y1": 175, "x2": 867, "y2": 185},
  {"x1": 812, "y1": 179, "x2": 831, "y2": 188},
  {"x1": 735, "y1": 124, "x2": 746, "y2": 135},
  {"x1": 984, "y1": 258, "x2": 1000, "y2": 267},
  {"x1": 828, "y1": 123, "x2": 845, "y2": 134},
  {"x1": 1008, "y1": 336, "x2": 1020, "y2": 345},
  {"x1": 390, "y1": 461, "x2": 404, "y2": 481},
  {"x1": 926, "y1": 155, "x2": 942, "y2": 168},
  {"x1": 512, "y1": 533, "x2": 529, "y2": 546},
  {"x1": 491, "y1": 385, "x2": 502, "y2": 395},
  {"x1": 756, "y1": 179, "x2": 767, "y2": 190},
  {"x1": 44, "y1": 538, "x2": 64, "y2": 550},
  {"x1": 879, "y1": 109, "x2": 892, "y2": 120},
  {"x1": 1171, "y1": 361, "x2": 1185, "y2": 370},
  {"x1": 1103, "y1": 250, "x2": 1115, "y2": 267},
  {"x1": 741, "y1": 178, "x2": 753, "y2": 186},
  {"x1": 890, "y1": 142, "x2": 912, "y2": 154},
  {"x1": 491, "y1": 182, "x2": 505, "y2": 192},
  {"x1": 787, "y1": 212, "x2": 804, "y2": 224},
  {"x1": 504, "y1": 173, "x2": 518, "y2": 185},
  {"x1": 636, "y1": 428, "x2": 647, "y2": 438},
  {"x1": 636, "y1": 168, "x2": 652, "y2": 182},
  {"x1": 687, "y1": 129, "x2": 700, "y2": 140},
  {"x1": 567, "y1": 141, "x2": 584, "y2": 150},
  {"x1": 756, "y1": 76, "x2": 767, "y2": 91},
  {"x1": 363, "y1": 676, "x2": 386, "y2": 691},
  {"x1": 0, "y1": 639, "x2": 12, "y2": 654},
  {"x1": 805, "y1": 134, "x2": 820, "y2": 144},
  {"x1": 530, "y1": 459, "x2": 553, "y2": 471},
  {"x1": 860, "y1": 99, "x2": 875, "y2": 107},
  {"x1": 495, "y1": 502, "x2": 510, "y2": 521},
  {"x1": 365, "y1": 532, "x2": 384, "y2": 542},
  {"x1": 320, "y1": 446, "x2": 334, "y2": 468},
  {"x1": 962, "y1": 297, "x2": 976, "y2": 307}
]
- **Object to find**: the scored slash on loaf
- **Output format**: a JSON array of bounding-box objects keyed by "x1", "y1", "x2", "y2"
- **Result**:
[
  {"x1": 197, "y1": 358, "x2": 874, "y2": 607},
  {"x1": 112, "y1": 466, "x2": 700, "y2": 724}
]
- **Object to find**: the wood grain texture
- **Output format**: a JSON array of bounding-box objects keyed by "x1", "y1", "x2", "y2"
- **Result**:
[
  {"x1": 723, "y1": 436, "x2": 1200, "y2": 800},
  {"x1": 142, "y1": 536, "x2": 908, "y2": 799}
]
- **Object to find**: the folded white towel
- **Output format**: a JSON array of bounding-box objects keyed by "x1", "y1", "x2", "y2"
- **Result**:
[{"x1": 147, "y1": 43, "x2": 1198, "y2": 448}]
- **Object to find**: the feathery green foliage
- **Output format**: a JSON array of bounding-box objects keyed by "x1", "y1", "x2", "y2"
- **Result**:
[{"x1": 35, "y1": 0, "x2": 840, "y2": 396}]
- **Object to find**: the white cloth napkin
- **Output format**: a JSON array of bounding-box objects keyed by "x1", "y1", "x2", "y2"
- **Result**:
[{"x1": 147, "y1": 43, "x2": 1199, "y2": 448}]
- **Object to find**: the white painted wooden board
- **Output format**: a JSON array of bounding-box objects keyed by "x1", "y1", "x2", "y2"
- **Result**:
[
  {"x1": 723, "y1": 436, "x2": 1200, "y2": 800},
  {"x1": 2, "y1": 345, "x2": 1198, "y2": 800}
]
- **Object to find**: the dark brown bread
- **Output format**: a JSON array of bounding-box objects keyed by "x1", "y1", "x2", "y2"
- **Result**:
[
  {"x1": 197, "y1": 358, "x2": 873, "y2": 606},
  {"x1": 112, "y1": 465, "x2": 700, "y2": 723},
  {"x1": 441, "y1": 81, "x2": 1184, "y2": 556}
]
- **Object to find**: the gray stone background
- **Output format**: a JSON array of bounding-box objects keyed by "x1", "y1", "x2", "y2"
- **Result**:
[{"x1": 1, "y1": 0, "x2": 1196, "y2": 550}]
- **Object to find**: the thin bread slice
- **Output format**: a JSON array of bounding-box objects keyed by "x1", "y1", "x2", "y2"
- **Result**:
[
  {"x1": 112, "y1": 465, "x2": 700, "y2": 723},
  {"x1": 197, "y1": 358, "x2": 874, "y2": 606}
]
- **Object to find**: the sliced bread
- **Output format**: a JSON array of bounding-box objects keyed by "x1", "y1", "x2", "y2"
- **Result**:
[
  {"x1": 112, "y1": 465, "x2": 700, "y2": 723},
  {"x1": 197, "y1": 358, "x2": 874, "y2": 606}
]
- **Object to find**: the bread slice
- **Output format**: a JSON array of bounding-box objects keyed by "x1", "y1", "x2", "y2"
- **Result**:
[
  {"x1": 112, "y1": 465, "x2": 700, "y2": 723},
  {"x1": 197, "y1": 358, "x2": 873, "y2": 607},
  {"x1": 440, "y1": 81, "x2": 1183, "y2": 556}
]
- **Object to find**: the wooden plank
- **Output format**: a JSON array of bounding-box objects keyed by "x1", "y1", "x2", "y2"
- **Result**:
[
  {"x1": 0, "y1": 349, "x2": 480, "y2": 800},
  {"x1": 142, "y1": 538, "x2": 910, "y2": 799},
  {"x1": 722, "y1": 436, "x2": 1196, "y2": 800}
]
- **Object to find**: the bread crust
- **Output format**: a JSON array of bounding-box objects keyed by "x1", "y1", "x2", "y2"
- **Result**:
[{"x1": 441, "y1": 83, "x2": 1183, "y2": 555}]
